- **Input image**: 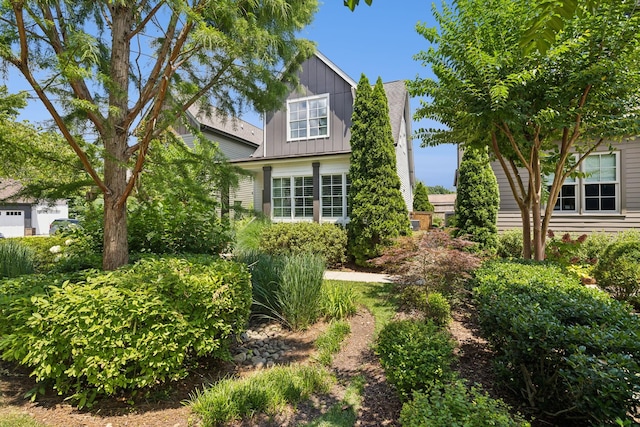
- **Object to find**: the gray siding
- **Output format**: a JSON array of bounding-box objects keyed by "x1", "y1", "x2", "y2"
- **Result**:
[
  {"x1": 264, "y1": 55, "x2": 353, "y2": 158},
  {"x1": 181, "y1": 132, "x2": 256, "y2": 160},
  {"x1": 494, "y1": 139, "x2": 640, "y2": 233}
]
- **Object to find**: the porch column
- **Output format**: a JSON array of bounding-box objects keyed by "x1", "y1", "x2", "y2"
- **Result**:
[
  {"x1": 313, "y1": 162, "x2": 320, "y2": 223},
  {"x1": 262, "y1": 166, "x2": 272, "y2": 217}
]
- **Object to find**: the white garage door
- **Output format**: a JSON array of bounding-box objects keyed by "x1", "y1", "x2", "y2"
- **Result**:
[{"x1": 0, "y1": 210, "x2": 25, "y2": 237}]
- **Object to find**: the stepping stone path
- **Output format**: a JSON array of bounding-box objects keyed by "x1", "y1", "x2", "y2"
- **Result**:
[{"x1": 231, "y1": 322, "x2": 295, "y2": 369}]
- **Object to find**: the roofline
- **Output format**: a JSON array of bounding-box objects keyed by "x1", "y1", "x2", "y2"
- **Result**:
[
  {"x1": 314, "y1": 51, "x2": 358, "y2": 88},
  {"x1": 185, "y1": 105, "x2": 262, "y2": 148},
  {"x1": 231, "y1": 151, "x2": 351, "y2": 166}
]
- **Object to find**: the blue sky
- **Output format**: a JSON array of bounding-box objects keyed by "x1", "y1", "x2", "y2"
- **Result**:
[{"x1": 6, "y1": 0, "x2": 458, "y2": 190}]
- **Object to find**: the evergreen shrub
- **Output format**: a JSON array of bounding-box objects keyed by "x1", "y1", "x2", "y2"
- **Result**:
[
  {"x1": 593, "y1": 234, "x2": 640, "y2": 303},
  {"x1": 496, "y1": 229, "x2": 523, "y2": 258},
  {"x1": 0, "y1": 256, "x2": 251, "y2": 407},
  {"x1": 474, "y1": 260, "x2": 640, "y2": 425}
]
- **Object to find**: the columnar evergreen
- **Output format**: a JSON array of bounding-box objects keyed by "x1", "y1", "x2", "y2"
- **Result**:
[
  {"x1": 347, "y1": 75, "x2": 411, "y2": 265},
  {"x1": 453, "y1": 147, "x2": 499, "y2": 252},
  {"x1": 413, "y1": 181, "x2": 434, "y2": 212}
]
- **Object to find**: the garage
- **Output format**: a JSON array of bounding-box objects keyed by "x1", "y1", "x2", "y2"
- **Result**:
[{"x1": 0, "y1": 209, "x2": 25, "y2": 237}]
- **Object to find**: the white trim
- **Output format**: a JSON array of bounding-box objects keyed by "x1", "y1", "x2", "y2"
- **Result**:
[
  {"x1": 320, "y1": 173, "x2": 349, "y2": 221},
  {"x1": 581, "y1": 152, "x2": 619, "y2": 214},
  {"x1": 314, "y1": 51, "x2": 358, "y2": 87},
  {"x1": 286, "y1": 93, "x2": 330, "y2": 142}
]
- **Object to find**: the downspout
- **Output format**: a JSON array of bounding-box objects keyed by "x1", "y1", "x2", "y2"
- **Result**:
[{"x1": 262, "y1": 111, "x2": 266, "y2": 157}]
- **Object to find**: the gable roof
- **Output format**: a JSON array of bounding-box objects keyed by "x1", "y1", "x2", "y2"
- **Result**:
[
  {"x1": 383, "y1": 80, "x2": 409, "y2": 143},
  {"x1": 0, "y1": 179, "x2": 29, "y2": 203},
  {"x1": 314, "y1": 51, "x2": 358, "y2": 88},
  {"x1": 185, "y1": 105, "x2": 262, "y2": 147}
]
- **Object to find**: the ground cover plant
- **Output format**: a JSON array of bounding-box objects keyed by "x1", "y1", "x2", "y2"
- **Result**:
[
  {"x1": 0, "y1": 256, "x2": 251, "y2": 407},
  {"x1": 474, "y1": 260, "x2": 640, "y2": 425},
  {"x1": 314, "y1": 320, "x2": 351, "y2": 366}
]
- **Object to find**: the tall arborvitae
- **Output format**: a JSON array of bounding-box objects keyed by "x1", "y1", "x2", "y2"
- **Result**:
[
  {"x1": 413, "y1": 181, "x2": 434, "y2": 212},
  {"x1": 347, "y1": 75, "x2": 411, "y2": 265},
  {"x1": 453, "y1": 146, "x2": 499, "y2": 252}
]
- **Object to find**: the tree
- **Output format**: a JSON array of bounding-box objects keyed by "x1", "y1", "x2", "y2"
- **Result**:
[
  {"x1": 413, "y1": 181, "x2": 434, "y2": 212},
  {"x1": 453, "y1": 147, "x2": 499, "y2": 252},
  {"x1": 0, "y1": 1, "x2": 317, "y2": 269},
  {"x1": 428, "y1": 185, "x2": 455, "y2": 195},
  {"x1": 410, "y1": 0, "x2": 640, "y2": 260},
  {"x1": 347, "y1": 75, "x2": 411, "y2": 265},
  {"x1": 344, "y1": 0, "x2": 372, "y2": 11}
]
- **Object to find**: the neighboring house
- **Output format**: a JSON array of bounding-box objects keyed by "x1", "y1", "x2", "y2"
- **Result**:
[
  {"x1": 493, "y1": 139, "x2": 640, "y2": 233},
  {"x1": 231, "y1": 51, "x2": 416, "y2": 223},
  {"x1": 0, "y1": 180, "x2": 69, "y2": 237},
  {"x1": 429, "y1": 194, "x2": 456, "y2": 221},
  {"x1": 174, "y1": 105, "x2": 263, "y2": 213}
]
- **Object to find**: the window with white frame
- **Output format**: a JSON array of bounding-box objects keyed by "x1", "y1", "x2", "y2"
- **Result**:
[
  {"x1": 545, "y1": 152, "x2": 619, "y2": 214},
  {"x1": 321, "y1": 174, "x2": 350, "y2": 219},
  {"x1": 287, "y1": 94, "x2": 329, "y2": 141},
  {"x1": 272, "y1": 176, "x2": 313, "y2": 219}
]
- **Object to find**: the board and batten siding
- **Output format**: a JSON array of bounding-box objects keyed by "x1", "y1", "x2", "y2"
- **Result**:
[
  {"x1": 494, "y1": 139, "x2": 640, "y2": 233},
  {"x1": 264, "y1": 55, "x2": 353, "y2": 158}
]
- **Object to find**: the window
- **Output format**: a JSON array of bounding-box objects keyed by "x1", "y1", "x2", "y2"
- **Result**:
[
  {"x1": 5, "y1": 211, "x2": 22, "y2": 216},
  {"x1": 287, "y1": 94, "x2": 329, "y2": 141},
  {"x1": 545, "y1": 152, "x2": 619, "y2": 214},
  {"x1": 272, "y1": 176, "x2": 313, "y2": 219},
  {"x1": 321, "y1": 174, "x2": 350, "y2": 219}
]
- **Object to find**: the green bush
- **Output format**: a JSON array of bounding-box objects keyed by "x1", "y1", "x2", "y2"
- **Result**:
[
  {"x1": 376, "y1": 320, "x2": 456, "y2": 401},
  {"x1": 0, "y1": 239, "x2": 34, "y2": 277},
  {"x1": 496, "y1": 229, "x2": 523, "y2": 258},
  {"x1": 400, "y1": 380, "x2": 530, "y2": 427},
  {"x1": 233, "y1": 215, "x2": 271, "y2": 252},
  {"x1": 260, "y1": 222, "x2": 347, "y2": 267},
  {"x1": 593, "y1": 235, "x2": 640, "y2": 302},
  {"x1": 320, "y1": 281, "x2": 358, "y2": 320},
  {"x1": 11, "y1": 236, "x2": 67, "y2": 272},
  {"x1": 424, "y1": 292, "x2": 451, "y2": 326},
  {"x1": 278, "y1": 252, "x2": 325, "y2": 330},
  {"x1": 474, "y1": 260, "x2": 640, "y2": 425},
  {"x1": 412, "y1": 181, "x2": 434, "y2": 212},
  {"x1": 0, "y1": 256, "x2": 251, "y2": 407}
]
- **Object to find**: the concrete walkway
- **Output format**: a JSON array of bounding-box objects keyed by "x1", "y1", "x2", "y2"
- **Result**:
[{"x1": 323, "y1": 270, "x2": 393, "y2": 283}]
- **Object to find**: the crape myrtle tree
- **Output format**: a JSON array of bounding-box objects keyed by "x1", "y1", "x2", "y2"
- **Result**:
[
  {"x1": 0, "y1": 0, "x2": 317, "y2": 270},
  {"x1": 412, "y1": 181, "x2": 434, "y2": 212},
  {"x1": 453, "y1": 147, "x2": 499, "y2": 253},
  {"x1": 347, "y1": 74, "x2": 411, "y2": 266},
  {"x1": 409, "y1": 0, "x2": 640, "y2": 260}
]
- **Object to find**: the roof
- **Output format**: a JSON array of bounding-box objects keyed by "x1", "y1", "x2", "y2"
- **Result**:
[
  {"x1": 186, "y1": 105, "x2": 262, "y2": 147},
  {"x1": 428, "y1": 194, "x2": 457, "y2": 205},
  {"x1": 0, "y1": 179, "x2": 30, "y2": 203},
  {"x1": 383, "y1": 80, "x2": 409, "y2": 143}
]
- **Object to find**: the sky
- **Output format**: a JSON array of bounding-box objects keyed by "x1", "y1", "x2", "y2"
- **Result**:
[{"x1": 5, "y1": 0, "x2": 458, "y2": 190}]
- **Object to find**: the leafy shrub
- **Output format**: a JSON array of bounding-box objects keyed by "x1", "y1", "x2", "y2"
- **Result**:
[
  {"x1": 0, "y1": 256, "x2": 252, "y2": 407},
  {"x1": 400, "y1": 380, "x2": 530, "y2": 427},
  {"x1": 376, "y1": 320, "x2": 456, "y2": 401},
  {"x1": 11, "y1": 236, "x2": 67, "y2": 272},
  {"x1": 190, "y1": 364, "x2": 334, "y2": 426},
  {"x1": 424, "y1": 292, "x2": 451, "y2": 326},
  {"x1": 545, "y1": 230, "x2": 589, "y2": 265},
  {"x1": 260, "y1": 222, "x2": 347, "y2": 267},
  {"x1": 373, "y1": 230, "x2": 481, "y2": 300},
  {"x1": 496, "y1": 229, "x2": 523, "y2": 258},
  {"x1": 413, "y1": 181, "x2": 434, "y2": 212},
  {"x1": 0, "y1": 239, "x2": 34, "y2": 277},
  {"x1": 233, "y1": 215, "x2": 271, "y2": 252},
  {"x1": 278, "y1": 252, "x2": 325, "y2": 330},
  {"x1": 593, "y1": 236, "x2": 640, "y2": 302},
  {"x1": 474, "y1": 260, "x2": 640, "y2": 425},
  {"x1": 320, "y1": 281, "x2": 358, "y2": 320}
]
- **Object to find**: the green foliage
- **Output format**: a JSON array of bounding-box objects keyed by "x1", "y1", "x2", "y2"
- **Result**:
[
  {"x1": 593, "y1": 234, "x2": 640, "y2": 303},
  {"x1": 315, "y1": 320, "x2": 351, "y2": 366},
  {"x1": 474, "y1": 260, "x2": 640, "y2": 425},
  {"x1": 412, "y1": 181, "x2": 434, "y2": 212},
  {"x1": 424, "y1": 292, "x2": 451, "y2": 326},
  {"x1": 427, "y1": 185, "x2": 455, "y2": 194},
  {"x1": 300, "y1": 374, "x2": 364, "y2": 427},
  {"x1": 0, "y1": 239, "x2": 34, "y2": 277},
  {"x1": 453, "y1": 147, "x2": 499, "y2": 253},
  {"x1": 278, "y1": 253, "x2": 325, "y2": 331},
  {"x1": 233, "y1": 215, "x2": 271, "y2": 252},
  {"x1": 11, "y1": 236, "x2": 67, "y2": 272},
  {"x1": 234, "y1": 249, "x2": 284, "y2": 318},
  {"x1": 496, "y1": 229, "x2": 524, "y2": 258},
  {"x1": 259, "y1": 222, "x2": 347, "y2": 267},
  {"x1": 189, "y1": 364, "x2": 334, "y2": 426},
  {"x1": 347, "y1": 75, "x2": 411, "y2": 266},
  {"x1": 319, "y1": 281, "x2": 358, "y2": 320},
  {"x1": 376, "y1": 320, "x2": 456, "y2": 401},
  {"x1": 0, "y1": 412, "x2": 46, "y2": 427},
  {"x1": 400, "y1": 380, "x2": 530, "y2": 427},
  {"x1": 0, "y1": 256, "x2": 251, "y2": 407}
]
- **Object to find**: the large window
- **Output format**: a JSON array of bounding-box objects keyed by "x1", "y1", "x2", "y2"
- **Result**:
[
  {"x1": 272, "y1": 176, "x2": 313, "y2": 219},
  {"x1": 321, "y1": 174, "x2": 350, "y2": 219},
  {"x1": 287, "y1": 94, "x2": 329, "y2": 141},
  {"x1": 546, "y1": 152, "x2": 619, "y2": 214}
]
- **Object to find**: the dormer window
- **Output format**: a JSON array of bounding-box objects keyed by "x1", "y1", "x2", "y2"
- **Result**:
[{"x1": 287, "y1": 94, "x2": 329, "y2": 141}]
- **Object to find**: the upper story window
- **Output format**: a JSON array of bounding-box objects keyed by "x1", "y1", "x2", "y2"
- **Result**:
[{"x1": 287, "y1": 94, "x2": 329, "y2": 141}]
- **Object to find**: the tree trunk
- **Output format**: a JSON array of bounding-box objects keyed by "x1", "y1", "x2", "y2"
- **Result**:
[
  {"x1": 103, "y1": 192, "x2": 128, "y2": 270},
  {"x1": 521, "y1": 206, "x2": 532, "y2": 259},
  {"x1": 532, "y1": 195, "x2": 545, "y2": 261}
]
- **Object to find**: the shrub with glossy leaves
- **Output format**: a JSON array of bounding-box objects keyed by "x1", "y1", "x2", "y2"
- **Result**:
[
  {"x1": 593, "y1": 235, "x2": 640, "y2": 302},
  {"x1": 0, "y1": 256, "x2": 251, "y2": 407}
]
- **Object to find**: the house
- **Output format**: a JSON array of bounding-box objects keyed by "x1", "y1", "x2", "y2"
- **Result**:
[
  {"x1": 0, "y1": 180, "x2": 69, "y2": 237},
  {"x1": 493, "y1": 139, "x2": 640, "y2": 233},
  {"x1": 428, "y1": 194, "x2": 457, "y2": 222},
  {"x1": 231, "y1": 51, "x2": 416, "y2": 223}
]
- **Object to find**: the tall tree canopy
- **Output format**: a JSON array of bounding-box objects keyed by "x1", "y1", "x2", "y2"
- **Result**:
[
  {"x1": 347, "y1": 75, "x2": 410, "y2": 266},
  {"x1": 410, "y1": 0, "x2": 640, "y2": 260},
  {"x1": 0, "y1": 0, "x2": 317, "y2": 269}
]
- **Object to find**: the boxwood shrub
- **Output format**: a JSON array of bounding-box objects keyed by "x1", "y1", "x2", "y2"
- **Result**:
[
  {"x1": 474, "y1": 260, "x2": 640, "y2": 425},
  {"x1": 0, "y1": 256, "x2": 251, "y2": 407},
  {"x1": 259, "y1": 222, "x2": 347, "y2": 267}
]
